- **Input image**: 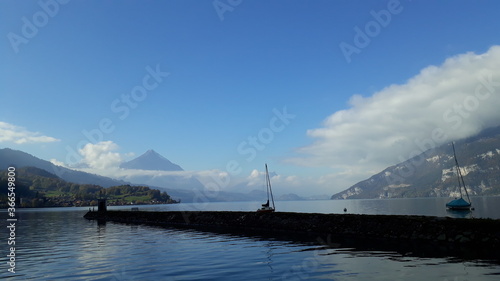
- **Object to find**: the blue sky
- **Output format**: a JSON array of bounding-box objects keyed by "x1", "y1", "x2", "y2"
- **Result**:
[{"x1": 2, "y1": 0, "x2": 500, "y2": 196}]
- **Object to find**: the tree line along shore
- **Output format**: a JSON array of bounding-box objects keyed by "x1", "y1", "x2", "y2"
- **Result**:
[{"x1": 0, "y1": 166, "x2": 177, "y2": 208}]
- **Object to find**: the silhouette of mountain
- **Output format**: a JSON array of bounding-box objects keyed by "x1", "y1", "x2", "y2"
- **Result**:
[
  {"x1": 0, "y1": 148, "x2": 128, "y2": 188},
  {"x1": 120, "y1": 149, "x2": 183, "y2": 171}
]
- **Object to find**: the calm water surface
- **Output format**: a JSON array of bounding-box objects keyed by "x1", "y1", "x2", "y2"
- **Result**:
[{"x1": 1, "y1": 198, "x2": 500, "y2": 280}]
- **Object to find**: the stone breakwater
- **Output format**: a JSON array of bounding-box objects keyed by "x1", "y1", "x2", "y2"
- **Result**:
[{"x1": 84, "y1": 211, "x2": 500, "y2": 258}]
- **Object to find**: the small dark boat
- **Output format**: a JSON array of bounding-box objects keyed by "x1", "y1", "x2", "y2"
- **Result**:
[
  {"x1": 446, "y1": 197, "x2": 471, "y2": 210},
  {"x1": 257, "y1": 164, "x2": 275, "y2": 213},
  {"x1": 446, "y1": 142, "x2": 472, "y2": 211}
]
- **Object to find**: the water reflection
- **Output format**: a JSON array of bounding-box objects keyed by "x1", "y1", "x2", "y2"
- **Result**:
[
  {"x1": 446, "y1": 209, "x2": 474, "y2": 219},
  {"x1": 262, "y1": 241, "x2": 275, "y2": 275},
  {"x1": 1, "y1": 208, "x2": 499, "y2": 281},
  {"x1": 2, "y1": 198, "x2": 500, "y2": 280}
]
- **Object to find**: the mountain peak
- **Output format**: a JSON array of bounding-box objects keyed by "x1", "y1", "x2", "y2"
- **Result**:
[
  {"x1": 141, "y1": 149, "x2": 170, "y2": 161},
  {"x1": 143, "y1": 149, "x2": 161, "y2": 157},
  {"x1": 120, "y1": 150, "x2": 183, "y2": 171}
]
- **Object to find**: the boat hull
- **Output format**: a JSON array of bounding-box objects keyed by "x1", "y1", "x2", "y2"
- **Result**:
[
  {"x1": 446, "y1": 205, "x2": 471, "y2": 211},
  {"x1": 446, "y1": 198, "x2": 471, "y2": 210},
  {"x1": 257, "y1": 207, "x2": 275, "y2": 213}
]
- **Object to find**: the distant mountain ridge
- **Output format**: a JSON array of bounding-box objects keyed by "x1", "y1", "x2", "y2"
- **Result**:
[
  {"x1": 0, "y1": 148, "x2": 203, "y2": 202},
  {"x1": 120, "y1": 149, "x2": 183, "y2": 171},
  {"x1": 117, "y1": 149, "x2": 206, "y2": 194},
  {"x1": 331, "y1": 126, "x2": 500, "y2": 199},
  {"x1": 0, "y1": 148, "x2": 263, "y2": 203},
  {"x1": 0, "y1": 166, "x2": 175, "y2": 208},
  {"x1": 0, "y1": 148, "x2": 128, "y2": 188},
  {"x1": 1, "y1": 148, "x2": 321, "y2": 203}
]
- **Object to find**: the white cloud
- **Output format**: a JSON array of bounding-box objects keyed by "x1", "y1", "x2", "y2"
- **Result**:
[
  {"x1": 246, "y1": 169, "x2": 282, "y2": 187},
  {"x1": 0, "y1": 121, "x2": 60, "y2": 144},
  {"x1": 246, "y1": 169, "x2": 262, "y2": 186},
  {"x1": 50, "y1": 158, "x2": 66, "y2": 167},
  {"x1": 110, "y1": 168, "x2": 214, "y2": 181},
  {"x1": 78, "y1": 141, "x2": 123, "y2": 169},
  {"x1": 289, "y1": 46, "x2": 500, "y2": 191},
  {"x1": 241, "y1": 168, "x2": 316, "y2": 195}
]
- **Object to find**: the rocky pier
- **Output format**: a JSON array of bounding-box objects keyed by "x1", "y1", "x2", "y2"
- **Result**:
[{"x1": 84, "y1": 210, "x2": 500, "y2": 259}]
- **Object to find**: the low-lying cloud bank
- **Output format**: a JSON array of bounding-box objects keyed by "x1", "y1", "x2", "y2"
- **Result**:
[{"x1": 289, "y1": 46, "x2": 500, "y2": 190}]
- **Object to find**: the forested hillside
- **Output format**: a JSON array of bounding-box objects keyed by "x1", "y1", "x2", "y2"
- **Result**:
[
  {"x1": 332, "y1": 126, "x2": 500, "y2": 200},
  {"x1": 0, "y1": 167, "x2": 177, "y2": 208}
]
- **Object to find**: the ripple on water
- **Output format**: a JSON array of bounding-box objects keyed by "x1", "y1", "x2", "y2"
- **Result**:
[{"x1": 2, "y1": 208, "x2": 499, "y2": 280}]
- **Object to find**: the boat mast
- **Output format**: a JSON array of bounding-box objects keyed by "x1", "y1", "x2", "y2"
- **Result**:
[
  {"x1": 452, "y1": 142, "x2": 471, "y2": 203},
  {"x1": 265, "y1": 164, "x2": 275, "y2": 209}
]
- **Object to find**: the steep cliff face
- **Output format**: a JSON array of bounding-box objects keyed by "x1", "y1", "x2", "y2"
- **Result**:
[{"x1": 332, "y1": 126, "x2": 500, "y2": 199}]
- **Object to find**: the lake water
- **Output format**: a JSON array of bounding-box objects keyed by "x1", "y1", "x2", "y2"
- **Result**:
[{"x1": 1, "y1": 197, "x2": 500, "y2": 280}]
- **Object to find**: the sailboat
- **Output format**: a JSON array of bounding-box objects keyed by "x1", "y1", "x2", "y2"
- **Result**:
[
  {"x1": 257, "y1": 164, "x2": 275, "y2": 213},
  {"x1": 446, "y1": 142, "x2": 472, "y2": 211}
]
